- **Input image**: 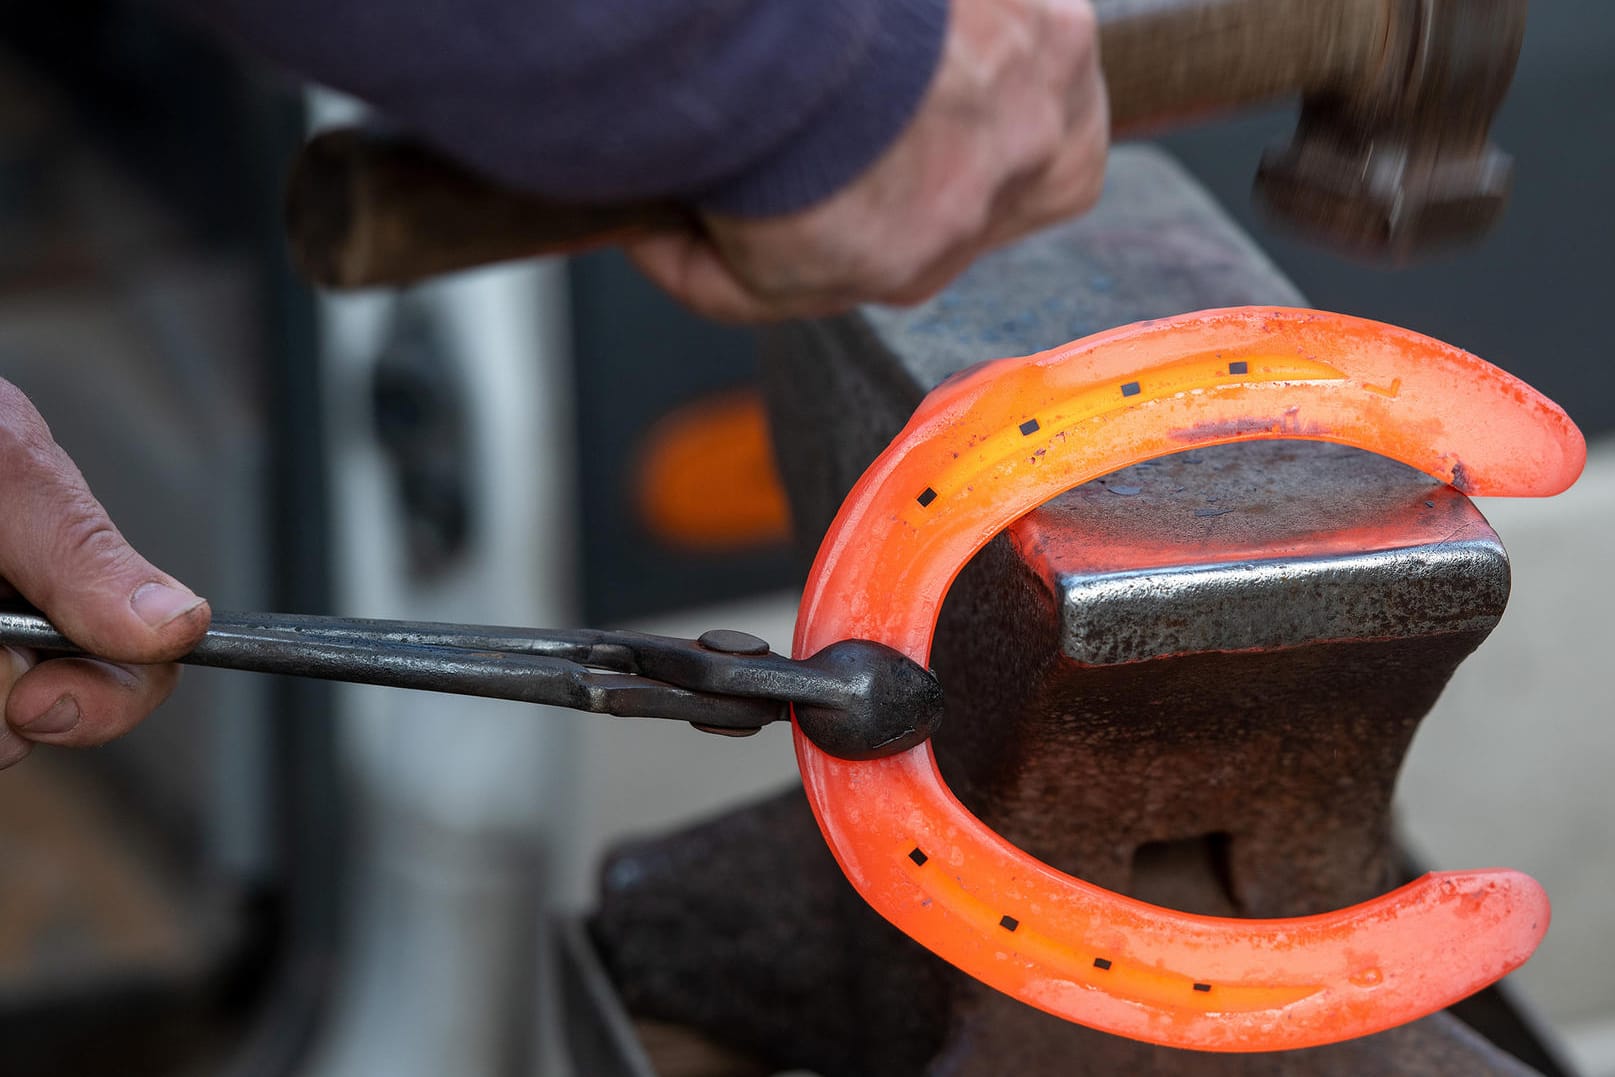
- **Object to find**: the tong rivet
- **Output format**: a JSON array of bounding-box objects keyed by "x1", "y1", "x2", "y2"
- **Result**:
[{"x1": 697, "y1": 629, "x2": 771, "y2": 656}]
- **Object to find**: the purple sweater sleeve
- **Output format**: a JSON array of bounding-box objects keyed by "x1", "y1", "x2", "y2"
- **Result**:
[{"x1": 189, "y1": 0, "x2": 949, "y2": 216}]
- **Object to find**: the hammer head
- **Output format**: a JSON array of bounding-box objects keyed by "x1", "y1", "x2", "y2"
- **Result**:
[{"x1": 1255, "y1": 0, "x2": 1526, "y2": 262}]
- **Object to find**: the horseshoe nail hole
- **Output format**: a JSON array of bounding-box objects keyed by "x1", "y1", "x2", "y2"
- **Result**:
[{"x1": 1129, "y1": 831, "x2": 1240, "y2": 917}]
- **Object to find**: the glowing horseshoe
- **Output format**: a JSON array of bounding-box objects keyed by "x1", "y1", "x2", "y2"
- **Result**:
[{"x1": 791, "y1": 307, "x2": 1585, "y2": 1052}]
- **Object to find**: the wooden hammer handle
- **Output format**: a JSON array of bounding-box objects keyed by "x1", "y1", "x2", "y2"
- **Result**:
[
  {"x1": 285, "y1": 129, "x2": 693, "y2": 289},
  {"x1": 288, "y1": 0, "x2": 1396, "y2": 288}
]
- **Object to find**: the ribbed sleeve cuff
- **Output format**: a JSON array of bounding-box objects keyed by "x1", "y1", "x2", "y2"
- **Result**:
[{"x1": 697, "y1": 0, "x2": 950, "y2": 217}]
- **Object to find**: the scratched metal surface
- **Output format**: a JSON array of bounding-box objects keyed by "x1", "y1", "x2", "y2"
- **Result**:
[{"x1": 1019, "y1": 440, "x2": 1509, "y2": 665}]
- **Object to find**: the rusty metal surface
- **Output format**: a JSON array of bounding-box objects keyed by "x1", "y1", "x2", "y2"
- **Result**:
[
  {"x1": 588, "y1": 148, "x2": 1558, "y2": 1075},
  {"x1": 592, "y1": 788, "x2": 948, "y2": 1077}
]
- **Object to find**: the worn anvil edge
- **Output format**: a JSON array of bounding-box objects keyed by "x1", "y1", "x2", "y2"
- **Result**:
[{"x1": 1051, "y1": 538, "x2": 1509, "y2": 665}]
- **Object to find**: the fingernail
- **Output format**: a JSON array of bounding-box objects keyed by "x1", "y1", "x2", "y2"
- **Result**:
[
  {"x1": 3, "y1": 645, "x2": 31, "y2": 680},
  {"x1": 0, "y1": 724, "x2": 30, "y2": 768},
  {"x1": 20, "y1": 694, "x2": 80, "y2": 736},
  {"x1": 131, "y1": 582, "x2": 205, "y2": 628}
]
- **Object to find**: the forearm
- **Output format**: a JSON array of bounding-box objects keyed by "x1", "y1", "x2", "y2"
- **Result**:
[{"x1": 184, "y1": 0, "x2": 948, "y2": 214}]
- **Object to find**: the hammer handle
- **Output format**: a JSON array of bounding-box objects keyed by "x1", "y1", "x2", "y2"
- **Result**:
[{"x1": 288, "y1": 0, "x2": 1396, "y2": 288}]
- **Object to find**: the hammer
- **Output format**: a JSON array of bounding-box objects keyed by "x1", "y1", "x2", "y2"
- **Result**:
[{"x1": 286, "y1": 0, "x2": 1526, "y2": 289}]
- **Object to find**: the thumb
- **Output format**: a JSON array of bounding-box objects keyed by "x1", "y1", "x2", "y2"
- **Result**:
[
  {"x1": 0, "y1": 381, "x2": 209, "y2": 662},
  {"x1": 624, "y1": 229, "x2": 777, "y2": 323},
  {"x1": 624, "y1": 229, "x2": 852, "y2": 324}
]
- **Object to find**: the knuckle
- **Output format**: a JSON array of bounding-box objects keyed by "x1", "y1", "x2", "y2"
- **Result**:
[
  {"x1": 1019, "y1": 101, "x2": 1066, "y2": 165},
  {"x1": 858, "y1": 238, "x2": 948, "y2": 298},
  {"x1": 852, "y1": 252, "x2": 922, "y2": 298},
  {"x1": 47, "y1": 497, "x2": 138, "y2": 583},
  {"x1": 1039, "y1": 166, "x2": 1104, "y2": 226},
  {"x1": 54, "y1": 501, "x2": 121, "y2": 561},
  {"x1": 1063, "y1": 160, "x2": 1106, "y2": 217}
]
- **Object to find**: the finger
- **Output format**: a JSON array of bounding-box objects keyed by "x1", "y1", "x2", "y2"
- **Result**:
[
  {"x1": 0, "y1": 647, "x2": 34, "y2": 768},
  {"x1": 876, "y1": 99, "x2": 1106, "y2": 305},
  {"x1": 625, "y1": 231, "x2": 855, "y2": 324},
  {"x1": 5, "y1": 655, "x2": 181, "y2": 749},
  {"x1": 1027, "y1": 123, "x2": 1107, "y2": 228},
  {"x1": 0, "y1": 380, "x2": 209, "y2": 663},
  {"x1": 625, "y1": 230, "x2": 779, "y2": 322},
  {"x1": 1011, "y1": 67, "x2": 1109, "y2": 232},
  {"x1": 873, "y1": 239, "x2": 993, "y2": 308}
]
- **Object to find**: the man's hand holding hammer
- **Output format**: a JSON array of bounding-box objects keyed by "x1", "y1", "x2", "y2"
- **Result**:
[
  {"x1": 199, "y1": 0, "x2": 1109, "y2": 321},
  {"x1": 625, "y1": 0, "x2": 1109, "y2": 320}
]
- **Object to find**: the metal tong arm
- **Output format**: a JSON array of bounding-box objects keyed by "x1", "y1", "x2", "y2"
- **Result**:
[{"x1": 0, "y1": 607, "x2": 943, "y2": 756}]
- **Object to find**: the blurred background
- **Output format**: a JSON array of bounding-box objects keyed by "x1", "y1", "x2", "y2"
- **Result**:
[{"x1": 0, "y1": 1, "x2": 1609, "y2": 1075}]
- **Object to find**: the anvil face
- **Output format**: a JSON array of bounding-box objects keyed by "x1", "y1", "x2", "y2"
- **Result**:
[{"x1": 1015, "y1": 439, "x2": 1507, "y2": 667}]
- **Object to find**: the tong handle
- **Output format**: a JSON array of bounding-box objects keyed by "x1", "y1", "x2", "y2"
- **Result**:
[
  {"x1": 0, "y1": 606, "x2": 781, "y2": 731},
  {"x1": 0, "y1": 605, "x2": 943, "y2": 756}
]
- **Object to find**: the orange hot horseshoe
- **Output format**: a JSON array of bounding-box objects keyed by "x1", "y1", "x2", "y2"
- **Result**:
[{"x1": 791, "y1": 306, "x2": 1586, "y2": 1053}]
